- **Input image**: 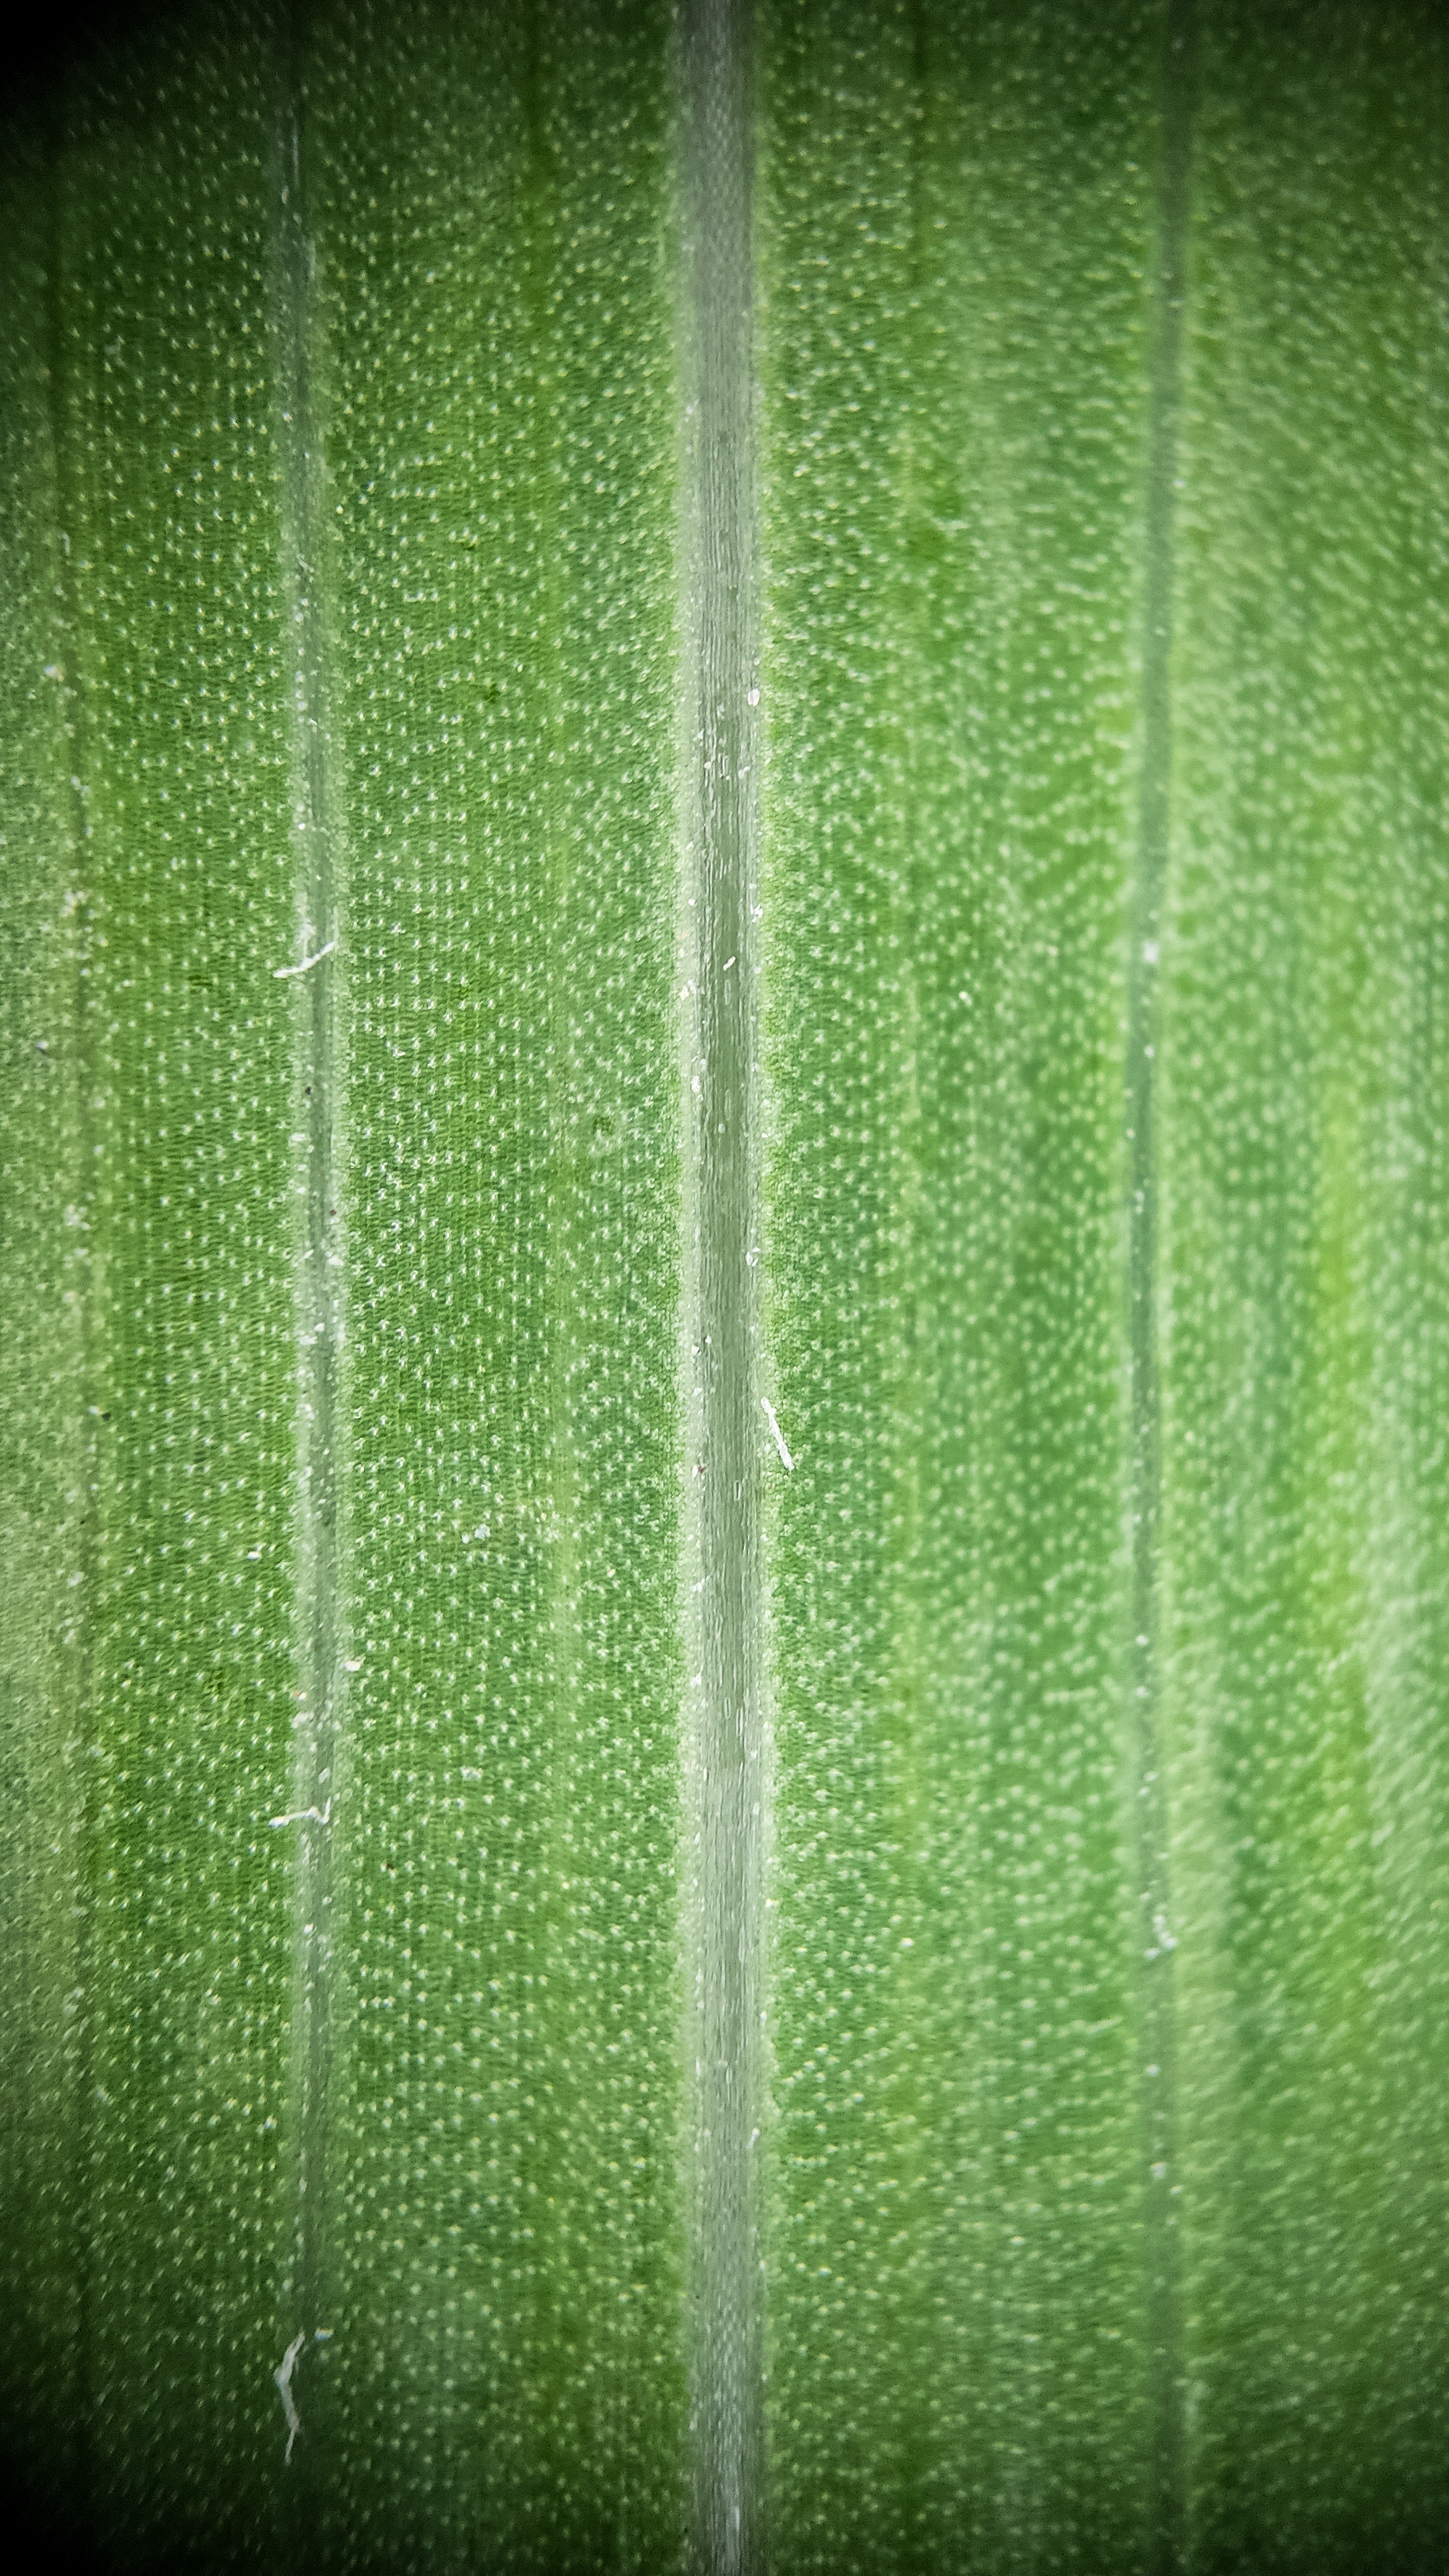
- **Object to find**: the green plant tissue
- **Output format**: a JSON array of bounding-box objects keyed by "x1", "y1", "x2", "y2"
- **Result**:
[{"x1": 1, "y1": 4, "x2": 1446, "y2": 2573}]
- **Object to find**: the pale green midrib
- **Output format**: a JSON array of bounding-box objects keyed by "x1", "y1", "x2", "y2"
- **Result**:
[
  {"x1": 680, "y1": 2, "x2": 765, "y2": 2570},
  {"x1": 1127, "y1": 4, "x2": 1197, "y2": 2569},
  {"x1": 43, "y1": 115, "x2": 105, "y2": 2519},
  {"x1": 270, "y1": 41, "x2": 347, "y2": 2495}
]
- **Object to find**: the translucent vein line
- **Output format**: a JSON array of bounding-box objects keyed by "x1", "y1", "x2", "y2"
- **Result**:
[
  {"x1": 1128, "y1": 3, "x2": 1198, "y2": 2570},
  {"x1": 679, "y1": 2, "x2": 765, "y2": 2569},
  {"x1": 270, "y1": 32, "x2": 347, "y2": 2513}
]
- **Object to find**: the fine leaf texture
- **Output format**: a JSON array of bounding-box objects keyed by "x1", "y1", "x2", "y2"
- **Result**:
[{"x1": 1, "y1": 4, "x2": 1447, "y2": 2575}]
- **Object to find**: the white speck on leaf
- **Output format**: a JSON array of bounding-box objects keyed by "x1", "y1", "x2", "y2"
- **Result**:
[
  {"x1": 273, "y1": 936, "x2": 337, "y2": 981},
  {"x1": 274, "y1": 2330, "x2": 306, "y2": 2463},
  {"x1": 269, "y1": 1799, "x2": 331, "y2": 1831},
  {"x1": 760, "y1": 1396, "x2": 794, "y2": 1470}
]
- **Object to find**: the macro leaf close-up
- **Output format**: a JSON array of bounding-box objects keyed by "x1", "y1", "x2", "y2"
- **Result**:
[{"x1": 2, "y1": 1, "x2": 1447, "y2": 2571}]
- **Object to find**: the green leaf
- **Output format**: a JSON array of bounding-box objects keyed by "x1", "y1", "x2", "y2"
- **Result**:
[{"x1": 2, "y1": 3, "x2": 1446, "y2": 2572}]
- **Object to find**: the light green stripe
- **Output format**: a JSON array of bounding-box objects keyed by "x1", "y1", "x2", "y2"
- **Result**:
[{"x1": 677, "y1": 2, "x2": 767, "y2": 2569}]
